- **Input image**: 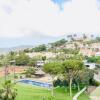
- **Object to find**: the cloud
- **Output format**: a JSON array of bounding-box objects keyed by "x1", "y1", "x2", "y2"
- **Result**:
[
  {"x1": 2, "y1": 5, "x2": 13, "y2": 15},
  {"x1": 51, "y1": 0, "x2": 71, "y2": 10},
  {"x1": 0, "y1": 0, "x2": 100, "y2": 38}
]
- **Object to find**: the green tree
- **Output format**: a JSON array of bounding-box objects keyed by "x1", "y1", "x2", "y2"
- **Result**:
[
  {"x1": 74, "y1": 43, "x2": 79, "y2": 50},
  {"x1": 0, "y1": 55, "x2": 5, "y2": 67},
  {"x1": 28, "y1": 58, "x2": 37, "y2": 67},
  {"x1": 43, "y1": 62, "x2": 62, "y2": 96},
  {"x1": 73, "y1": 68, "x2": 93, "y2": 92},
  {"x1": 15, "y1": 53, "x2": 30, "y2": 66},
  {"x1": 51, "y1": 39, "x2": 67, "y2": 48},
  {"x1": 23, "y1": 48, "x2": 30, "y2": 53},
  {"x1": 83, "y1": 33, "x2": 87, "y2": 40},
  {"x1": 33, "y1": 44, "x2": 46, "y2": 52},
  {"x1": 96, "y1": 37, "x2": 100, "y2": 42},
  {"x1": 87, "y1": 56, "x2": 100, "y2": 63},
  {"x1": 42, "y1": 56, "x2": 46, "y2": 61},
  {"x1": 62, "y1": 60, "x2": 84, "y2": 96},
  {"x1": 25, "y1": 67, "x2": 35, "y2": 78},
  {"x1": 0, "y1": 80, "x2": 17, "y2": 100},
  {"x1": 55, "y1": 52, "x2": 66, "y2": 61},
  {"x1": 7, "y1": 51, "x2": 16, "y2": 63},
  {"x1": 62, "y1": 48, "x2": 79, "y2": 55},
  {"x1": 75, "y1": 69, "x2": 94, "y2": 87}
]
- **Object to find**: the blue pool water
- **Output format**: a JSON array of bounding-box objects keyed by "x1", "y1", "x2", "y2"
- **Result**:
[{"x1": 18, "y1": 80, "x2": 52, "y2": 88}]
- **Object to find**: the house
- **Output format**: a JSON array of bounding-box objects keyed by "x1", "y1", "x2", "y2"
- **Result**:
[
  {"x1": 91, "y1": 43, "x2": 100, "y2": 52},
  {"x1": 80, "y1": 48, "x2": 95, "y2": 57},
  {"x1": 95, "y1": 52, "x2": 100, "y2": 56},
  {"x1": 36, "y1": 61, "x2": 45, "y2": 67},
  {"x1": 84, "y1": 62, "x2": 96, "y2": 69},
  {"x1": 35, "y1": 69, "x2": 45, "y2": 77},
  {"x1": 26, "y1": 52, "x2": 56, "y2": 59}
]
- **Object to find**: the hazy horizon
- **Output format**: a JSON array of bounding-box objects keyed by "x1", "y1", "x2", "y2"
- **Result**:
[{"x1": 0, "y1": 33, "x2": 99, "y2": 48}]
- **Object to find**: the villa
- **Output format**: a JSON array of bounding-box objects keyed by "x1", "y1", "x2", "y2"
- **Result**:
[
  {"x1": 26, "y1": 52, "x2": 56, "y2": 59},
  {"x1": 95, "y1": 52, "x2": 100, "y2": 56},
  {"x1": 36, "y1": 61, "x2": 45, "y2": 67}
]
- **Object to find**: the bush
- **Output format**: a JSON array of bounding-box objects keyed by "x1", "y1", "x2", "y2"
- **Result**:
[
  {"x1": 20, "y1": 76, "x2": 22, "y2": 79},
  {"x1": 14, "y1": 75, "x2": 18, "y2": 79},
  {"x1": 25, "y1": 73, "x2": 31, "y2": 78},
  {"x1": 15, "y1": 53, "x2": 30, "y2": 66},
  {"x1": 53, "y1": 79, "x2": 68, "y2": 87},
  {"x1": 25, "y1": 68, "x2": 35, "y2": 75},
  {"x1": 92, "y1": 79, "x2": 100, "y2": 86}
]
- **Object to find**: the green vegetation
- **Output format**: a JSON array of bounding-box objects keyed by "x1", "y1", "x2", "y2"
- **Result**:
[
  {"x1": 15, "y1": 52, "x2": 30, "y2": 66},
  {"x1": 75, "y1": 69, "x2": 94, "y2": 87},
  {"x1": 0, "y1": 80, "x2": 17, "y2": 100},
  {"x1": 24, "y1": 67, "x2": 35, "y2": 78},
  {"x1": 0, "y1": 75, "x2": 90, "y2": 100},
  {"x1": 50, "y1": 39, "x2": 67, "y2": 47},
  {"x1": 33, "y1": 44, "x2": 46, "y2": 52},
  {"x1": 15, "y1": 84, "x2": 90, "y2": 100},
  {"x1": 43, "y1": 62, "x2": 62, "y2": 96},
  {"x1": 7, "y1": 51, "x2": 16, "y2": 63},
  {"x1": 87, "y1": 56, "x2": 100, "y2": 63},
  {"x1": 62, "y1": 48, "x2": 79, "y2": 55},
  {"x1": 95, "y1": 37, "x2": 100, "y2": 42},
  {"x1": 62, "y1": 60, "x2": 84, "y2": 96},
  {"x1": 27, "y1": 58, "x2": 37, "y2": 67},
  {"x1": 78, "y1": 93, "x2": 90, "y2": 100},
  {"x1": 0, "y1": 35, "x2": 99, "y2": 100}
]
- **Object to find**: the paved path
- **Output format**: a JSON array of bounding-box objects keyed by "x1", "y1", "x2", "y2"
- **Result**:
[
  {"x1": 94, "y1": 71, "x2": 100, "y2": 82},
  {"x1": 73, "y1": 87, "x2": 86, "y2": 100},
  {"x1": 90, "y1": 86, "x2": 100, "y2": 100}
]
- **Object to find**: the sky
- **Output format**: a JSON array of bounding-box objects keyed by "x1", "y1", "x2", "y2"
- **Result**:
[{"x1": 0, "y1": 0, "x2": 100, "y2": 47}]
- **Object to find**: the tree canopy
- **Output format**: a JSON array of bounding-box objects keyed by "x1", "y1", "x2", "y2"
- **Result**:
[
  {"x1": 87, "y1": 56, "x2": 100, "y2": 63},
  {"x1": 43, "y1": 62, "x2": 62, "y2": 76},
  {"x1": 15, "y1": 53, "x2": 30, "y2": 66},
  {"x1": 51, "y1": 39, "x2": 67, "y2": 48},
  {"x1": 62, "y1": 60, "x2": 84, "y2": 96},
  {"x1": 33, "y1": 44, "x2": 46, "y2": 52}
]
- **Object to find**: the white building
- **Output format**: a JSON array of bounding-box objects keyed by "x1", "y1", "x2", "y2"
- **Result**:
[
  {"x1": 84, "y1": 62, "x2": 96, "y2": 69},
  {"x1": 95, "y1": 52, "x2": 100, "y2": 56},
  {"x1": 36, "y1": 61, "x2": 45, "y2": 67}
]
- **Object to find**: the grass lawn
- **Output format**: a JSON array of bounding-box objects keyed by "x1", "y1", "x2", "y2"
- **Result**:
[
  {"x1": 0, "y1": 75, "x2": 90, "y2": 100},
  {"x1": 15, "y1": 83, "x2": 90, "y2": 100},
  {"x1": 78, "y1": 93, "x2": 90, "y2": 100}
]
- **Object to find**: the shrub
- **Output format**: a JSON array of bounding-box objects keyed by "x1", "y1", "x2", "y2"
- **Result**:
[{"x1": 14, "y1": 75, "x2": 18, "y2": 79}]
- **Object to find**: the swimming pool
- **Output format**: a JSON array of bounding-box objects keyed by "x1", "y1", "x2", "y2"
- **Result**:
[{"x1": 18, "y1": 80, "x2": 52, "y2": 88}]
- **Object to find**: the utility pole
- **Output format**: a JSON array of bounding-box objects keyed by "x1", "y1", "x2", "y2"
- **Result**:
[
  {"x1": 9, "y1": 60, "x2": 16, "y2": 83},
  {"x1": 4, "y1": 64, "x2": 7, "y2": 82}
]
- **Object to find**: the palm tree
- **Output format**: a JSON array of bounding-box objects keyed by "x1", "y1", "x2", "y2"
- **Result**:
[
  {"x1": 0, "y1": 80, "x2": 17, "y2": 100},
  {"x1": 83, "y1": 34, "x2": 87, "y2": 40},
  {"x1": 91, "y1": 34, "x2": 94, "y2": 40}
]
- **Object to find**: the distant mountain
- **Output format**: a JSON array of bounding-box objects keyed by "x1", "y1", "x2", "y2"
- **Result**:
[
  {"x1": 10, "y1": 45, "x2": 33, "y2": 51},
  {"x1": 0, "y1": 32, "x2": 99, "y2": 54},
  {"x1": 0, "y1": 45, "x2": 33, "y2": 54}
]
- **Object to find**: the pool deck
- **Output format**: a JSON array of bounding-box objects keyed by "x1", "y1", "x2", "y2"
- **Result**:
[{"x1": 16, "y1": 75, "x2": 52, "y2": 83}]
